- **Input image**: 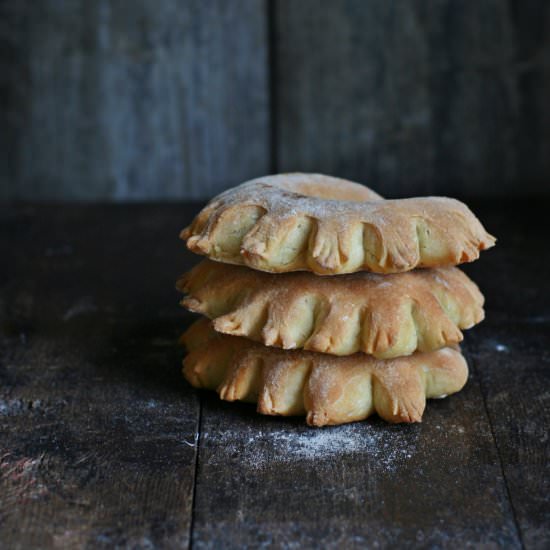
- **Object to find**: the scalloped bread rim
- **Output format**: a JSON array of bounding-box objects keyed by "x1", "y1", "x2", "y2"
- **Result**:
[
  {"x1": 177, "y1": 260, "x2": 484, "y2": 359},
  {"x1": 181, "y1": 319, "x2": 469, "y2": 426},
  {"x1": 181, "y1": 174, "x2": 496, "y2": 275}
]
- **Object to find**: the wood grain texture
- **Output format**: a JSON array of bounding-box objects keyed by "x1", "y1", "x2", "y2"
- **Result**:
[
  {"x1": 0, "y1": 204, "x2": 202, "y2": 547},
  {"x1": 0, "y1": 0, "x2": 269, "y2": 200},
  {"x1": 470, "y1": 323, "x2": 550, "y2": 550},
  {"x1": 274, "y1": 0, "x2": 550, "y2": 197},
  {"x1": 1, "y1": 201, "x2": 548, "y2": 548},
  {"x1": 463, "y1": 200, "x2": 550, "y2": 550},
  {"x1": 2, "y1": 0, "x2": 550, "y2": 200}
]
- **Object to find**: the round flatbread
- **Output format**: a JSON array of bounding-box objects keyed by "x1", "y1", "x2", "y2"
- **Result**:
[
  {"x1": 181, "y1": 319, "x2": 469, "y2": 426},
  {"x1": 178, "y1": 260, "x2": 484, "y2": 359},
  {"x1": 181, "y1": 173, "x2": 495, "y2": 275}
]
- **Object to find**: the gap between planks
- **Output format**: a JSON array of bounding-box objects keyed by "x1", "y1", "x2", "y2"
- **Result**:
[
  {"x1": 267, "y1": 0, "x2": 279, "y2": 174},
  {"x1": 188, "y1": 393, "x2": 204, "y2": 550}
]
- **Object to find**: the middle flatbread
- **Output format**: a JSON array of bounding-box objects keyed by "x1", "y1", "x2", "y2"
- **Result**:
[{"x1": 177, "y1": 259, "x2": 484, "y2": 359}]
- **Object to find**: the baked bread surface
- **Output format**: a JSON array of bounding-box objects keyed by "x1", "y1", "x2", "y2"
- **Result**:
[
  {"x1": 181, "y1": 319, "x2": 469, "y2": 426},
  {"x1": 178, "y1": 260, "x2": 484, "y2": 358},
  {"x1": 181, "y1": 173, "x2": 495, "y2": 275}
]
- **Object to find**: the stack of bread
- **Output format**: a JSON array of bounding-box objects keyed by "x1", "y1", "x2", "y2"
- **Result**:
[{"x1": 177, "y1": 174, "x2": 495, "y2": 426}]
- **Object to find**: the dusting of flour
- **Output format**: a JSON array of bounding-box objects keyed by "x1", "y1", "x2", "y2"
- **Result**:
[{"x1": 202, "y1": 422, "x2": 417, "y2": 471}]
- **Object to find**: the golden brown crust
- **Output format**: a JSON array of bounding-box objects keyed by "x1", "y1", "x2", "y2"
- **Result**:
[
  {"x1": 181, "y1": 173, "x2": 496, "y2": 275},
  {"x1": 181, "y1": 319, "x2": 469, "y2": 426},
  {"x1": 177, "y1": 260, "x2": 484, "y2": 359}
]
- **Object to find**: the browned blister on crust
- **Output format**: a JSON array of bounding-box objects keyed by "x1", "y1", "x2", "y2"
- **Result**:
[
  {"x1": 177, "y1": 260, "x2": 485, "y2": 358},
  {"x1": 181, "y1": 173, "x2": 495, "y2": 274},
  {"x1": 181, "y1": 319, "x2": 468, "y2": 426}
]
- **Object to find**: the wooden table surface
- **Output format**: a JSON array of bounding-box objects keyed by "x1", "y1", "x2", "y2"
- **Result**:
[{"x1": 1, "y1": 201, "x2": 548, "y2": 549}]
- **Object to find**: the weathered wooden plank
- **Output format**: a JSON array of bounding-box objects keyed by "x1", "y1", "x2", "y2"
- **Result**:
[
  {"x1": 274, "y1": 0, "x2": 550, "y2": 197},
  {"x1": 469, "y1": 322, "x2": 550, "y2": 550},
  {"x1": 468, "y1": 201, "x2": 550, "y2": 548},
  {"x1": 463, "y1": 199, "x2": 550, "y2": 549},
  {"x1": 0, "y1": 204, "x2": 202, "y2": 547},
  {"x1": 451, "y1": 198, "x2": 550, "y2": 548},
  {"x1": 0, "y1": 0, "x2": 270, "y2": 200},
  {"x1": 1, "y1": 200, "x2": 548, "y2": 548},
  {"x1": 190, "y1": 352, "x2": 520, "y2": 548}
]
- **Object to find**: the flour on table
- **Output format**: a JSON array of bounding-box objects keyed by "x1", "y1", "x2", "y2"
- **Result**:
[{"x1": 202, "y1": 422, "x2": 417, "y2": 471}]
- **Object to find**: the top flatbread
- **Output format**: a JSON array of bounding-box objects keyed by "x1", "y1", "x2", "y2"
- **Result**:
[{"x1": 181, "y1": 173, "x2": 495, "y2": 275}]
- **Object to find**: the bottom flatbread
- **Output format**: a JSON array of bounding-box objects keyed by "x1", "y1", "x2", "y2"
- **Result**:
[{"x1": 181, "y1": 319, "x2": 468, "y2": 426}]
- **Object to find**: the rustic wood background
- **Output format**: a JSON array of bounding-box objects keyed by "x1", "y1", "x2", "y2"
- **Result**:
[{"x1": 1, "y1": 0, "x2": 549, "y2": 200}]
